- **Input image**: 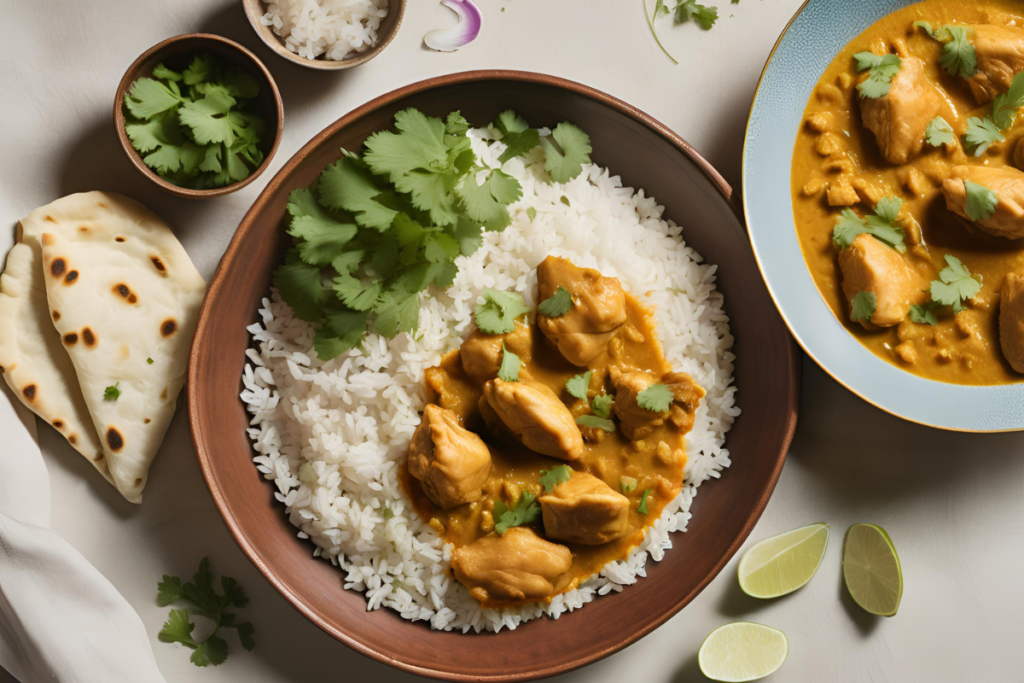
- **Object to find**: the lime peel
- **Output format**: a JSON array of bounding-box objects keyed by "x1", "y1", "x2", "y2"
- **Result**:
[
  {"x1": 843, "y1": 523, "x2": 903, "y2": 617},
  {"x1": 698, "y1": 622, "x2": 789, "y2": 682},
  {"x1": 738, "y1": 522, "x2": 829, "y2": 599}
]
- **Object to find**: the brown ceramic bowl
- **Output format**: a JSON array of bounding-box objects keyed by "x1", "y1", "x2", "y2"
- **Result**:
[
  {"x1": 114, "y1": 33, "x2": 284, "y2": 199},
  {"x1": 241, "y1": 0, "x2": 406, "y2": 70},
  {"x1": 188, "y1": 71, "x2": 800, "y2": 681}
]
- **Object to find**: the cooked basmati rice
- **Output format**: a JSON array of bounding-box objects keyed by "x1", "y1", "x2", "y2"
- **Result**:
[
  {"x1": 241, "y1": 127, "x2": 739, "y2": 632},
  {"x1": 260, "y1": 0, "x2": 388, "y2": 61}
]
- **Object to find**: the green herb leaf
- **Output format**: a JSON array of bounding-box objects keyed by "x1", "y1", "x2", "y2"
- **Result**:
[
  {"x1": 538, "y1": 286, "x2": 573, "y2": 318},
  {"x1": 191, "y1": 634, "x2": 229, "y2": 667},
  {"x1": 493, "y1": 492, "x2": 541, "y2": 534},
  {"x1": 565, "y1": 371, "x2": 593, "y2": 400},
  {"x1": 930, "y1": 254, "x2": 981, "y2": 313},
  {"x1": 526, "y1": 206, "x2": 537, "y2": 221},
  {"x1": 964, "y1": 117, "x2": 1005, "y2": 156},
  {"x1": 541, "y1": 123, "x2": 593, "y2": 183},
  {"x1": 853, "y1": 52, "x2": 902, "y2": 99},
  {"x1": 494, "y1": 110, "x2": 530, "y2": 135},
  {"x1": 637, "y1": 488, "x2": 652, "y2": 514},
  {"x1": 124, "y1": 78, "x2": 182, "y2": 119},
  {"x1": 147, "y1": 357, "x2": 154, "y2": 364},
  {"x1": 925, "y1": 116, "x2": 956, "y2": 147},
  {"x1": 637, "y1": 384, "x2": 673, "y2": 413},
  {"x1": 909, "y1": 303, "x2": 939, "y2": 325},
  {"x1": 964, "y1": 180, "x2": 999, "y2": 221},
  {"x1": 374, "y1": 290, "x2": 420, "y2": 338},
  {"x1": 318, "y1": 157, "x2": 399, "y2": 231},
  {"x1": 457, "y1": 169, "x2": 522, "y2": 229},
  {"x1": 103, "y1": 382, "x2": 121, "y2": 401},
  {"x1": 158, "y1": 609, "x2": 197, "y2": 647},
  {"x1": 539, "y1": 465, "x2": 572, "y2": 492},
  {"x1": 673, "y1": 0, "x2": 718, "y2": 29},
  {"x1": 850, "y1": 291, "x2": 877, "y2": 323},
  {"x1": 382, "y1": 506, "x2": 395, "y2": 519},
  {"x1": 177, "y1": 85, "x2": 237, "y2": 145},
  {"x1": 474, "y1": 288, "x2": 530, "y2": 334},
  {"x1": 590, "y1": 393, "x2": 614, "y2": 419},
  {"x1": 576, "y1": 414, "x2": 616, "y2": 432},
  {"x1": 497, "y1": 343, "x2": 521, "y2": 382},
  {"x1": 286, "y1": 188, "x2": 358, "y2": 266},
  {"x1": 832, "y1": 198, "x2": 907, "y2": 252},
  {"x1": 992, "y1": 71, "x2": 1024, "y2": 130},
  {"x1": 273, "y1": 249, "x2": 327, "y2": 323}
]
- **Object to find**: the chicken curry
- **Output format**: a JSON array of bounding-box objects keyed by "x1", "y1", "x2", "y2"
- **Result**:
[
  {"x1": 791, "y1": 0, "x2": 1024, "y2": 385},
  {"x1": 401, "y1": 256, "x2": 704, "y2": 607}
]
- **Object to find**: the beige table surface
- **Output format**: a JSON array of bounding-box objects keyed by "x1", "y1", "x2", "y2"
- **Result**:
[{"x1": 2, "y1": 0, "x2": 1023, "y2": 681}]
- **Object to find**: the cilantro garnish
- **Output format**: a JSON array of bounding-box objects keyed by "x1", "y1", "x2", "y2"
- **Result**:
[
  {"x1": 494, "y1": 110, "x2": 541, "y2": 164},
  {"x1": 991, "y1": 72, "x2": 1024, "y2": 130},
  {"x1": 157, "y1": 558, "x2": 254, "y2": 667},
  {"x1": 925, "y1": 117, "x2": 956, "y2": 148},
  {"x1": 909, "y1": 303, "x2": 939, "y2": 326},
  {"x1": 637, "y1": 488, "x2": 652, "y2": 514},
  {"x1": 538, "y1": 287, "x2": 573, "y2": 318},
  {"x1": 853, "y1": 52, "x2": 902, "y2": 99},
  {"x1": 964, "y1": 181, "x2": 999, "y2": 221},
  {"x1": 565, "y1": 371, "x2": 593, "y2": 400},
  {"x1": 673, "y1": 0, "x2": 718, "y2": 29},
  {"x1": 850, "y1": 291, "x2": 877, "y2": 323},
  {"x1": 540, "y1": 465, "x2": 573, "y2": 492},
  {"x1": 103, "y1": 382, "x2": 121, "y2": 401},
  {"x1": 493, "y1": 493, "x2": 541, "y2": 534},
  {"x1": 965, "y1": 117, "x2": 1006, "y2": 156},
  {"x1": 526, "y1": 206, "x2": 537, "y2": 221},
  {"x1": 497, "y1": 343, "x2": 521, "y2": 382},
  {"x1": 147, "y1": 357, "x2": 154, "y2": 365},
  {"x1": 637, "y1": 383, "x2": 673, "y2": 412},
  {"x1": 382, "y1": 506, "x2": 395, "y2": 519},
  {"x1": 832, "y1": 197, "x2": 907, "y2": 253},
  {"x1": 474, "y1": 288, "x2": 531, "y2": 334},
  {"x1": 122, "y1": 53, "x2": 265, "y2": 189},
  {"x1": 540, "y1": 123, "x2": 592, "y2": 183},
  {"x1": 930, "y1": 255, "x2": 981, "y2": 313},
  {"x1": 576, "y1": 414, "x2": 616, "y2": 432},
  {"x1": 915, "y1": 23, "x2": 977, "y2": 79},
  {"x1": 591, "y1": 393, "x2": 614, "y2": 419}
]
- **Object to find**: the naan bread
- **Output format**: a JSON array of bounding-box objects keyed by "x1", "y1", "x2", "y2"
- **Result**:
[
  {"x1": 34, "y1": 192, "x2": 206, "y2": 503},
  {"x1": 0, "y1": 242, "x2": 111, "y2": 483}
]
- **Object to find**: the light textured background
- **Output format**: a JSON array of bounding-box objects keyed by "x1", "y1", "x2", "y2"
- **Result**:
[{"x1": 2, "y1": 0, "x2": 1023, "y2": 681}]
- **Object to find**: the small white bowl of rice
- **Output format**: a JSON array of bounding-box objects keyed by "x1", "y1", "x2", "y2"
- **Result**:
[{"x1": 242, "y1": 0, "x2": 405, "y2": 70}]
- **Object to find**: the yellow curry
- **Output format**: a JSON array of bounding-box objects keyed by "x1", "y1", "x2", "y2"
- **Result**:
[
  {"x1": 791, "y1": 0, "x2": 1024, "y2": 385},
  {"x1": 400, "y1": 256, "x2": 704, "y2": 608}
]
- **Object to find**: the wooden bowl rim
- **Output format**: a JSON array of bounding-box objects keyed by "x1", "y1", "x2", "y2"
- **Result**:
[
  {"x1": 113, "y1": 32, "x2": 285, "y2": 199},
  {"x1": 188, "y1": 69, "x2": 799, "y2": 681},
  {"x1": 240, "y1": 0, "x2": 407, "y2": 71}
]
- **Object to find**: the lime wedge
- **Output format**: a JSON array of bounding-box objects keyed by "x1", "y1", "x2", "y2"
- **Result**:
[
  {"x1": 842, "y1": 523, "x2": 902, "y2": 617},
  {"x1": 698, "y1": 622, "x2": 789, "y2": 682},
  {"x1": 738, "y1": 522, "x2": 829, "y2": 599}
]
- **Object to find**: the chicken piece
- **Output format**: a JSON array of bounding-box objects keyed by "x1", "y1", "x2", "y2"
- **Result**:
[
  {"x1": 827, "y1": 182, "x2": 860, "y2": 207},
  {"x1": 968, "y1": 25, "x2": 1024, "y2": 103},
  {"x1": 425, "y1": 351, "x2": 481, "y2": 426},
  {"x1": 539, "y1": 472, "x2": 630, "y2": 545},
  {"x1": 609, "y1": 366, "x2": 668, "y2": 440},
  {"x1": 943, "y1": 165, "x2": 1024, "y2": 240},
  {"x1": 460, "y1": 322, "x2": 533, "y2": 385},
  {"x1": 407, "y1": 404, "x2": 492, "y2": 510},
  {"x1": 451, "y1": 528, "x2": 572, "y2": 603},
  {"x1": 1000, "y1": 272, "x2": 1024, "y2": 374},
  {"x1": 536, "y1": 256, "x2": 628, "y2": 366},
  {"x1": 662, "y1": 371, "x2": 706, "y2": 435},
  {"x1": 481, "y1": 379, "x2": 584, "y2": 461},
  {"x1": 838, "y1": 233, "x2": 924, "y2": 328},
  {"x1": 859, "y1": 54, "x2": 943, "y2": 165}
]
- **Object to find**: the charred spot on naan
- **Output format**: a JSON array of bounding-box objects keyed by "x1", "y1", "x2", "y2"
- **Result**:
[
  {"x1": 115, "y1": 236, "x2": 126, "y2": 243},
  {"x1": 113, "y1": 283, "x2": 138, "y2": 304},
  {"x1": 22, "y1": 384, "x2": 36, "y2": 401},
  {"x1": 52, "y1": 310, "x2": 60, "y2": 321},
  {"x1": 82, "y1": 327, "x2": 96, "y2": 347},
  {"x1": 63, "y1": 332, "x2": 78, "y2": 345},
  {"x1": 68, "y1": 434, "x2": 77, "y2": 445},
  {"x1": 63, "y1": 269, "x2": 79, "y2": 285},
  {"x1": 106, "y1": 427, "x2": 124, "y2": 452},
  {"x1": 52, "y1": 419, "x2": 63, "y2": 429},
  {"x1": 49, "y1": 257, "x2": 66, "y2": 278},
  {"x1": 151, "y1": 256, "x2": 167, "y2": 273},
  {"x1": 161, "y1": 319, "x2": 177, "y2": 337}
]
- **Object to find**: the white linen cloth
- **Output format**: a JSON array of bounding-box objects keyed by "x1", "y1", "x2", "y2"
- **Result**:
[{"x1": 0, "y1": 229, "x2": 167, "y2": 683}]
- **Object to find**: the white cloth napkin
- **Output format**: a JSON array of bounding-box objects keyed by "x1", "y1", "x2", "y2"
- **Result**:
[{"x1": 0, "y1": 232, "x2": 167, "y2": 683}]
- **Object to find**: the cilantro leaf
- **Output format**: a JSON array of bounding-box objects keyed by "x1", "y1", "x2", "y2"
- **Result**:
[
  {"x1": 232, "y1": 622, "x2": 256, "y2": 652},
  {"x1": 286, "y1": 188, "x2": 358, "y2": 266},
  {"x1": 854, "y1": 52, "x2": 902, "y2": 99},
  {"x1": 316, "y1": 308, "x2": 369, "y2": 359},
  {"x1": 591, "y1": 394, "x2": 614, "y2": 419},
  {"x1": 637, "y1": 488, "x2": 652, "y2": 514},
  {"x1": 124, "y1": 78, "x2": 182, "y2": 119},
  {"x1": 374, "y1": 289, "x2": 420, "y2": 338},
  {"x1": 832, "y1": 198, "x2": 906, "y2": 252},
  {"x1": 917, "y1": 24, "x2": 978, "y2": 79},
  {"x1": 125, "y1": 110, "x2": 184, "y2": 153},
  {"x1": 424, "y1": 232, "x2": 460, "y2": 263},
  {"x1": 103, "y1": 382, "x2": 121, "y2": 401},
  {"x1": 183, "y1": 53, "x2": 216, "y2": 85},
  {"x1": 637, "y1": 383, "x2": 673, "y2": 413},
  {"x1": 930, "y1": 254, "x2": 981, "y2": 313},
  {"x1": 497, "y1": 343, "x2": 521, "y2": 382},
  {"x1": 191, "y1": 634, "x2": 229, "y2": 667},
  {"x1": 925, "y1": 116, "x2": 956, "y2": 148},
  {"x1": 153, "y1": 63, "x2": 182, "y2": 82},
  {"x1": 157, "y1": 575, "x2": 185, "y2": 606},
  {"x1": 909, "y1": 303, "x2": 939, "y2": 326},
  {"x1": 318, "y1": 157, "x2": 399, "y2": 231},
  {"x1": 178, "y1": 85, "x2": 237, "y2": 145},
  {"x1": 540, "y1": 123, "x2": 592, "y2": 183},
  {"x1": 565, "y1": 371, "x2": 593, "y2": 400},
  {"x1": 538, "y1": 286, "x2": 573, "y2": 318},
  {"x1": 446, "y1": 111, "x2": 470, "y2": 136},
  {"x1": 964, "y1": 180, "x2": 999, "y2": 221},
  {"x1": 158, "y1": 609, "x2": 197, "y2": 647},
  {"x1": 364, "y1": 108, "x2": 449, "y2": 182},
  {"x1": 333, "y1": 273, "x2": 381, "y2": 311},
  {"x1": 576, "y1": 414, "x2": 616, "y2": 432},
  {"x1": 992, "y1": 71, "x2": 1024, "y2": 130},
  {"x1": 965, "y1": 117, "x2": 1006, "y2": 156},
  {"x1": 493, "y1": 492, "x2": 541, "y2": 534},
  {"x1": 539, "y1": 465, "x2": 572, "y2": 492},
  {"x1": 450, "y1": 216, "x2": 484, "y2": 256},
  {"x1": 457, "y1": 169, "x2": 522, "y2": 228},
  {"x1": 850, "y1": 291, "x2": 877, "y2": 323},
  {"x1": 474, "y1": 288, "x2": 531, "y2": 334},
  {"x1": 673, "y1": 0, "x2": 718, "y2": 30},
  {"x1": 273, "y1": 250, "x2": 327, "y2": 323},
  {"x1": 498, "y1": 128, "x2": 541, "y2": 164}
]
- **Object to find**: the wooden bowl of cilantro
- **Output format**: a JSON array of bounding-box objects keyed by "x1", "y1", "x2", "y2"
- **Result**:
[{"x1": 114, "y1": 33, "x2": 284, "y2": 199}]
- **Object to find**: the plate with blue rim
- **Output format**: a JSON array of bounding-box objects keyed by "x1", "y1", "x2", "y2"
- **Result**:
[{"x1": 743, "y1": 0, "x2": 1024, "y2": 432}]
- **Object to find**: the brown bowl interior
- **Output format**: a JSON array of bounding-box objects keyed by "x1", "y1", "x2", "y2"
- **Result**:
[
  {"x1": 189, "y1": 71, "x2": 800, "y2": 681},
  {"x1": 241, "y1": 0, "x2": 406, "y2": 70},
  {"x1": 114, "y1": 34, "x2": 284, "y2": 199}
]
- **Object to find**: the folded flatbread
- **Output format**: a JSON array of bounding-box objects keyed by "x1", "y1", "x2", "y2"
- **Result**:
[{"x1": 24, "y1": 192, "x2": 205, "y2": 502}]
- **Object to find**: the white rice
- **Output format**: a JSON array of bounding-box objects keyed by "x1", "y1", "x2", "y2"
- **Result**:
[
  {"x1": 260, "y1": 0, "x2": 388, "y2": 61},
  {"x1": 241, "y1": 127, "x2": 739, "y2": 632}
]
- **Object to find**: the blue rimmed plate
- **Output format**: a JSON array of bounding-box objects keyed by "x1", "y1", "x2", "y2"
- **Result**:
[{"x1": 743, "y1": 0, "x2": 1024, "y2": 432}]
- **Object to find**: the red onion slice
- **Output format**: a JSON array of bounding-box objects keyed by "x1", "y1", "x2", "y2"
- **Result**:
[{"x1": 424, "y1": 0, "x2": 482, "y2": 52}]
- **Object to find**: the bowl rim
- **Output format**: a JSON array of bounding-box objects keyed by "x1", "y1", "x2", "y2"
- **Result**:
[
  {"x1": 113, "y1": 32, "x2": 285, "y2": 199},
  {"x1": 241, "y1": 0, "x2": 407, "y2": 71},
  {"x1": 742, "y1": 0, "x2": 1024, "y2": 433},
  {"x1": 189, "y1": 69, "x2": 799, "y2": 680}
]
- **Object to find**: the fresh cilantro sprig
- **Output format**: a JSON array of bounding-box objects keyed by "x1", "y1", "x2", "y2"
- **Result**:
[
  {"x1": 964, "y1": 181, "x2": 999, "y2": 221},
  {"x1": 850, "y1": 291, "x2": 877, "y2": 323},
  {"x1": 930, "y1": 255, "x2": 981, "y2": 313},
  {"x1": 540, "y1": 465, "x2": 573, "y2": 492},
  {"x1": 637, "y1": 383, "x2": 673, "y2": 413},
  {"x1": 157, "y1": 558, "x2": 254, "y2": 667},
  {"x1": 576, "y1": 414, "x2": 616, "y2": 432},
  {"x1": 493, "y1": 493, "x2": 541, "y2": 534},
  {"x1": 645, "y1": 0, "x2": 720, "y2": 65},
  {"x1": 909, "y1": 303, "x2": 939, "y2": 326},
  {"x1": 925, "y1": 116, "x2": 956, "y2": 148},
  {"x1": 591, "y1": 394, "x2": 614, "y2": 419},
  {"x1": 475, "y1": 288, "x2": 531, "y2": 334},
  {"x1": 538, "y1": 286, "x2": 573, "y2": 317},
  {"x1": 565, "y1": 371, "x2": 592, "y2": 400},
  {"x1": 103, "y1": 382, "x2": 121, "y2": 401},
  {"x1": 963, "y1": 72, "x2": 1024, "y2": 155},
  {"x1": 123, "y1": 53, "x2": 266, "y2": 189},
  {"x1": 497, "y1": 343, "x2": 521, "y2": 382},
  {"x1": 541, "y1": 123, "x2": 593, "y2": 183},
  {"x1": 964, "y1": 117, "x2": 1005, "y2": 156},
  {"x1": 493, "y1": 110, "x2": 541, "y2": 164},
  {"x1": 637, "y1": 488, "x2": 652, "y2": 514},
  {"x1": 915, "y1": 23, "x2": 977, "y2": 79},
  {"x1": 853, "y1": 52, "x2": 903, "y2": 99},
  {"x1": 832, "y1": 197, "x2": 907, "y2": 253}
]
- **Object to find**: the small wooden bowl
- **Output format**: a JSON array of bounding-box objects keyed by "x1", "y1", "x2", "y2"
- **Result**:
[
  {"x1": 241, "y1": 0, "x2": 406, "y2": 70},
  {"x1": 114, "y1": 33, "x2": 284, "y2": 199}
]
